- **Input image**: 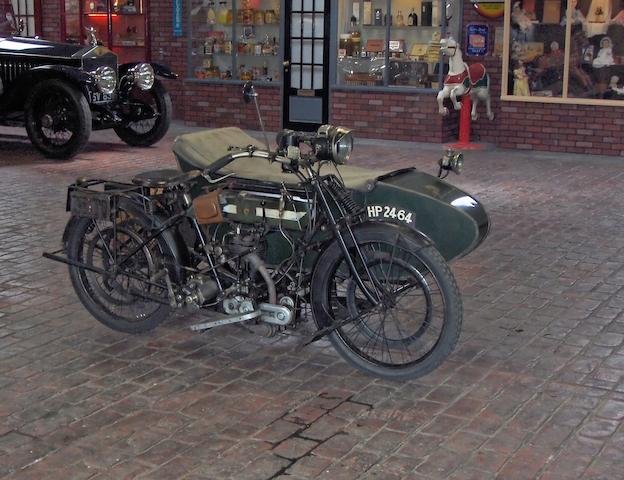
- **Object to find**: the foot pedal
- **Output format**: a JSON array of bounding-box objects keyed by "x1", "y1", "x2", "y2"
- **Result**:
[{"x1": 190, "y1": 310, "x2": 260, "y2": 331}]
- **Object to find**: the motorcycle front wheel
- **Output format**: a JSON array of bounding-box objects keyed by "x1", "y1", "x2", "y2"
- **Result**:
[
  {"x1": 66, "y1": 198, "x2": 174, "y2": 333},
  {"x1": 311, "y1": 223, "x2": 462, "y2": 381}
]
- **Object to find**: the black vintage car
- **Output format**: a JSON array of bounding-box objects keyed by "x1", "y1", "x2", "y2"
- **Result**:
[{"x1": 0, "y1": 18, "x2": 176, "y2": 159}]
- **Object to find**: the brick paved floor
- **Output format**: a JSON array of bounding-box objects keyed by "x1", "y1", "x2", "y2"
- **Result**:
[{"x1": 1, "y1": 123, "x2": 623, "y2": 480}]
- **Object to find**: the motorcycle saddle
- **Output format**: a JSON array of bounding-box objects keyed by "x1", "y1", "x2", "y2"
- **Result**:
[{"x1": 172, "y1": 127, "x2": 384, "y2": 192}]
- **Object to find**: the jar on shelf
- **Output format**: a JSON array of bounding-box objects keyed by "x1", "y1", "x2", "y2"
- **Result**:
[
  {"x1": 254, "y1": 10, "x2": 264, "y2": 25},
  {"x1": 264, "y1": 9, "x2": 276, "y2": 24},
  {"x1": 217, "y1": 1, "x2": 228, "y2": 24}
]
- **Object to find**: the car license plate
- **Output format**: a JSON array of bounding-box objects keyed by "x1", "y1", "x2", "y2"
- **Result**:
[{"x1": 91, "y1": 92, "x2": 113, "y2": 104}]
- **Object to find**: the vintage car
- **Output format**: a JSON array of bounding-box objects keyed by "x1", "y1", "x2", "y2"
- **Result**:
[{"x1": 0, "y1": 12, "x2": 176, "y2": 159}]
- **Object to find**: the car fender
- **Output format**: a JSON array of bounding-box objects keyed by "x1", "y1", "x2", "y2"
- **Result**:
[
  {"x1": 119, "y1": 62, "x2": 178, "y2": 80},
  {"x1": 7, "y1": 65, "x2": 94, "y2": 107}
]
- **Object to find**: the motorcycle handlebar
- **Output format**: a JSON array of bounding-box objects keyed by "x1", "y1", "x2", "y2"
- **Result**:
[{"x1": 204, "y1": 148, "x2": 296, "y2": 177}]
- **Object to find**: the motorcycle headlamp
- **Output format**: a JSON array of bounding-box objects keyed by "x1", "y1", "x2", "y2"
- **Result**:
[
  {"x1": 438, "y1": 149, "x2": 464, "y2": 177},
  {"x1": 314, "y1": 125, "x2": 354, "y2": 164},
  {"x1": 128, "y1": 63, "x2": 155, "y2": 91},
  {"x1": 94, "y1": 66, "x2": 117, "y2": 95}
]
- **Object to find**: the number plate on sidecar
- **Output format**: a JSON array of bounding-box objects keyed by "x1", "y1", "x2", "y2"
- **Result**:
[{"x1": 70, "y1": 191, "x2": 113, "y2": 221}]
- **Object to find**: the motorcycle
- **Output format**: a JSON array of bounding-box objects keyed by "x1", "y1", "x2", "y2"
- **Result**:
[{"x1": 44, "y1": 83, "x2": 489, "y2": 380}]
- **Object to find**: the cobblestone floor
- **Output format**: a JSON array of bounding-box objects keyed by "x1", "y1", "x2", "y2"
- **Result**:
[{"x1": 1, "y1": 123, "x2": 623, "y2": 480}]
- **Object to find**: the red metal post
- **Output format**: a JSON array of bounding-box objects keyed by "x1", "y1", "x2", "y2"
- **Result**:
[{"x1": 458, "y1": 95, "x2": 471, "y2": 144}]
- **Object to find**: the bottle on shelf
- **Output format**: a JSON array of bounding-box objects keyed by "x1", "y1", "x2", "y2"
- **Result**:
[
  {"x1": 408, "y1": 8, "x2": 418, "y2": 26},
  {"x1": 217, "y1": 1, "x2": 228, "y2": 25},
  {"x1": 207, "y1": 1, "x2": 216, "y2": 25},
  {"x1": 349, "y1": 15, "x2": 361, "y2": 57},
  {"x1": 363, "y1": 0, "x2": 372, "y2": 25},
  {"x1": 396, "y1": 10, "x2": 405, "y2": 27}
]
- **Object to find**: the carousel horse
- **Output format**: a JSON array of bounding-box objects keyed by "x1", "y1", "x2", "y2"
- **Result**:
[{"x1": 436, "y1": 37, "x2": 494, "y2": 121}]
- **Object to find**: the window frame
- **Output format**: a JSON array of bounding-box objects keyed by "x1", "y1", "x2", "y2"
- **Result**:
[
  {"x1": 11, "y1": 0, "x2": 42, "y2": 37},
  {"x1": 329, "y1": 0, "x2": 460, "y2": 93},
  {"x1": 501, "y1": 0, "x2": 624, "y2": 106},
  {"x1": 185, "y1": 0, "x2": 285, "y2": 87}
]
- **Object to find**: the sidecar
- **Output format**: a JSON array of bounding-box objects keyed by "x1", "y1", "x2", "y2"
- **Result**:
[{"x1": 173, "y1": 127, "x2": 489, "y2": 262}]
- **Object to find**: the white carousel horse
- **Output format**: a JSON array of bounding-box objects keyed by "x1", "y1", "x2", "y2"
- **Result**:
[{"x1": 436, "y1": 37, "x2": 494, "y2": 121}]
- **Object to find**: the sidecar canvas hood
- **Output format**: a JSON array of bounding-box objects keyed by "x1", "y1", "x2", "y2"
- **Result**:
[{"x1": 173, "y1": 127, "x2": 384, "y2": 192}]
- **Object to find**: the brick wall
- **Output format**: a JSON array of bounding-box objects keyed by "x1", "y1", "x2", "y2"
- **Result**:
[
  {"x1": 330, "y1": 90, "x2": 450, "y2": 142},
  {"x1": 183, "y1": 82, "x2": 281, "y2": 131},
  {"x1": 41, "y1": 0, "x2": 60, "y2": 41}
]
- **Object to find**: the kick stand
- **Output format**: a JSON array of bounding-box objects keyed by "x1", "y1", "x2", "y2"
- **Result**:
[{"x1": 445, "y1": 96, "x2": 484, "y2": 151}]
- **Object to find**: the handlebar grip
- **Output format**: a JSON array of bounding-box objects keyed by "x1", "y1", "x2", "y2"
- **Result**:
[{"x1": 204, "y1": 153, "x2": 236, "y2": 176}]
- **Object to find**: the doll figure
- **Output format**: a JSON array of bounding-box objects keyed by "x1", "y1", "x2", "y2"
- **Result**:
[
  {"x1": 513, "y1": 61, "x2": 531, "y2": 96},
  {"x1": 609, "y1": 75, "x2": 624, "y2": 94},
  {"x1": 593, "y1": 36, "x2": 615, "y2": 68}
]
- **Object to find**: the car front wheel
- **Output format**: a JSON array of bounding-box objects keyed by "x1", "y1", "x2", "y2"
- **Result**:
[
  {"x1": 25, "y1": 79, "x2": 92, "y2": 159},
  {"x1": 114, "y1": 79, "x2": 172, "y2": 147}
]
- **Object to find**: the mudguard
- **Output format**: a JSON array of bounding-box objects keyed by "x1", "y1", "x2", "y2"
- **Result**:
[
  {"x1": 61, "y1": 208, "x2": 189, "y2": 283},
  {"x1": 5, "y1": 65, "x2": 94, "y2": 108},
  {"x1": 358, "y1": 168, "x2": 489, "y2": 262}
]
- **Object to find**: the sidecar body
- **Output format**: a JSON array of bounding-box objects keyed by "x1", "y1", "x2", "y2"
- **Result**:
[{"x1": 173, "y1": 127, "x2": 489, "y2": 262}]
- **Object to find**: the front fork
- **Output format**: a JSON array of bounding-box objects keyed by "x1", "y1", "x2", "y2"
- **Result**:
[{"x1": 311, "y1": 174, "x2": 382, "y2": 306}]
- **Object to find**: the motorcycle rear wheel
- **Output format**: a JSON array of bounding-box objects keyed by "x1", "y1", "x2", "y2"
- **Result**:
[
  {"x1": 66, "y1": 198, "x2": 174, "y2": 333},
  {"x1": 311, "y1": 223, "x2": 462, "y2": 381}
]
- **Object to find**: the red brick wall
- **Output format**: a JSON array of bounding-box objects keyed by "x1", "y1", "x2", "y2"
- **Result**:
[
  {"x1": 330, "y1": 90, "x2": 450, "y2": 142},
  {"x1": 41, "y1": 0, "x2": 61, "y2": 41},
  {"x1": 183, "y1": 83, "x2": 281, "y2": 131}
]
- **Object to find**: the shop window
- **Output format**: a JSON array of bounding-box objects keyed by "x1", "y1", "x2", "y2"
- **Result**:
[
  {"x1": 11, "y1": 0, "x2": 40, "y2": 37},
  {"x1": 336, "y1": 0, "x2": 460, "y2": 89},
  {"x1": 503, "y1": 0, "x2": 624, "y2": 104},
  {"x1": 188, "y1": 0, "x2": 282, "y2": 83},
  {"x1": 63, "y1": 0, "x2": 81, "y2": 43}
]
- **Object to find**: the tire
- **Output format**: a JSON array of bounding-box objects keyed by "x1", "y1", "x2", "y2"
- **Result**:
[
  {"x1": 25, "y1": 79, "x2": 92, "y2": 159},
  {"x1": 311, "y1": 223, "x2": 462, "y2": 381},
  {"x1": 114, "y1": 79, "x2": 172, "y2": 147},
  {"x1": 66, "y1": 198, "x2": 174, "y2": 333}
]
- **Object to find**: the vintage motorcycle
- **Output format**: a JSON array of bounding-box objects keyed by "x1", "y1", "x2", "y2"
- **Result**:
[{"x1": 45, "y1": 83, "x2": 489, "y2": 380}]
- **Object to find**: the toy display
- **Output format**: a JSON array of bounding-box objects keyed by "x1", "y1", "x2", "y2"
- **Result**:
[{"x1": 508, "y1": 0, "x2": 624, "y2": 100}]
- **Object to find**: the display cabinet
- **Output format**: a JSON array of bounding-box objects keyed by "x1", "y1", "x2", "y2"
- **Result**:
[
  {"x1": 502, "y1": 0, "x2": 624, "y2": 104},
  {"x1": 188, "y1": 0, "x2": 282, "y2": 83},
  {"x1": 62, "y1": 0, "x2": 150, "y2": 63},
  {"x1": 335, "y1": 0, "x2": 461, "y2": 89}
]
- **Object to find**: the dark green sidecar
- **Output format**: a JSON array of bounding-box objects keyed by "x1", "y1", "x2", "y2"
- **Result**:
[{"x1": 173, "y1": 127, "x2": 489, "y2": 263}]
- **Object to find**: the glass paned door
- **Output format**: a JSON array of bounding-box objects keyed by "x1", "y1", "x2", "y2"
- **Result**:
[
  {"x1": 11, "y1": 0, "x2": 40, "y2": 37},
  {"x1": 283, "y1": 0, "x2": 330, "y2": 130}
]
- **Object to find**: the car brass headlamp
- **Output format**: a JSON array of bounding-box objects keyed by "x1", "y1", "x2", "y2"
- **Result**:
[
  {"x1": 94, "y1": 66, "x2": 116, "y2": 95},
  {"x1": 315, "y1": 125, "x2": 354, "y2": 164},
  {"x1": 438, "y1": 149, "x2": 464, "y2": 177},
  {"x1": 128, "y1": 63, "x2": 155, "y2": 91}
]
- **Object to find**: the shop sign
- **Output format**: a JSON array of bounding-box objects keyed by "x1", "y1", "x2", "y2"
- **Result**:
[
  {"x1": 173, "y1": 0, "x2": 183, "y2": 37},
  {"x1": 471, "y1": 0, "x2": 504, "y2": 19},
  {"x1": 466, "y1": 24, "x2": 489, "y2": 56}
]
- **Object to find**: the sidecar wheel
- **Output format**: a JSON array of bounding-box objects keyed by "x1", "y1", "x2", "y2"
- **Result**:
[
  {"x1": 311, "y1": 224, "x2": 462, "y2": 381},
  {"x1": 66, "y1": 198, "x2": 174, "y2": 333},
  {"x1": 114, "y1": 79, "x2": 171, "y2": 147}
]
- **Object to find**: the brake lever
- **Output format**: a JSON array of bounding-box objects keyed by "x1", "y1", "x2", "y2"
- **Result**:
[{"x1": 202, "y1": 171, "x2": 235, "y2": 184}]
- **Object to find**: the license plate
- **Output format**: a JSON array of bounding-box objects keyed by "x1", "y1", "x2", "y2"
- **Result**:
[{"x1": 91, "y1": 92, "x2": 113, "y2": 104}]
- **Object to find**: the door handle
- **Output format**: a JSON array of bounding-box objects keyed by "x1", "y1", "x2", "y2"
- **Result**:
[{"x1": 283, "y1": 60, "x2": 290, "y2": 72}]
